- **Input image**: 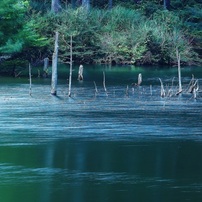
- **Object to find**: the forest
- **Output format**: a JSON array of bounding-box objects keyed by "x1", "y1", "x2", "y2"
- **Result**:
[{"x1": 0, "y1": 0, "x2": 201, "y2": 75}]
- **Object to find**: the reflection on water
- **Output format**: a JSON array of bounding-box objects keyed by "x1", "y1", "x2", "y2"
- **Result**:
[{"x1": 0, "y1": 66, "x2": 202, "y2": 202}]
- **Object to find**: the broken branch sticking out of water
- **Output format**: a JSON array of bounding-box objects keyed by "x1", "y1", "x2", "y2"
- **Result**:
[
  {"x1": 159, "y1": 78, "x2": 166, "y2": 98},
  {"x1": 94, "y1": 81, "x2": 98, "y2": 94}
]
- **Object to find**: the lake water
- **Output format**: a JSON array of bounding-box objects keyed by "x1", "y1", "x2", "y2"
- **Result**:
[{"x1": 0, "y1": 65, "x2": 202, "y2": 202}]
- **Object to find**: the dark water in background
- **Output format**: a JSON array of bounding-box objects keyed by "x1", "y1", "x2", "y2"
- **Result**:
[{"x1": 0, "y1": 65, "x2": 202, "y2": 202}]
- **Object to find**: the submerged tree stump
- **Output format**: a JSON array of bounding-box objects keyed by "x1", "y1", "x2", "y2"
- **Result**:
[
  {"x1": 131, "y1": 73, "x2": 142, "y2": 87},
  {"x1": 188, "y1": 76, "x2": 199, "y2": 99},
  {"x1": 78, "y1": 64, "x2": 83, "y2": 81},
  {"x1": 159, "y1": 78, "x2": 166, "y2": 97},
  {"x1": 138, "y1": 73, "x2": 142, "y2": 86},
  {"x1": 103, "y1": 71, "x2": 108, "y2": 95}
]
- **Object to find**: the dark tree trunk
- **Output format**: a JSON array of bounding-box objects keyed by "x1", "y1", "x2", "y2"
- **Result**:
[
  {"x1": 43, "y1": 57, "x2": 49, "y2": 78},
  {"x1": 164, "y1": 0, "x2": 170, "y2": 10}
]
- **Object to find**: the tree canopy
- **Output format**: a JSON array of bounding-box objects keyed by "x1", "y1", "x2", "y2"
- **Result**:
[{"x1": 0, "y1": 0, "x2": 201, "y2": 71}]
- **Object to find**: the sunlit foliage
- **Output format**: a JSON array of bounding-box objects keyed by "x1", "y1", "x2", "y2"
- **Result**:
[
  {"x1": 0, "y1": 0, "x2": 48, "y2": 58},
  {"x1": 0, "y1": 0, "x2": 201, "y2": 67}
]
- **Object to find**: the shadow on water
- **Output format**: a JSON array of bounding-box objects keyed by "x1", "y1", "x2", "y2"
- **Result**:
[{"x1": 0, "y1": 65, "x2": 202, "y2": 202}]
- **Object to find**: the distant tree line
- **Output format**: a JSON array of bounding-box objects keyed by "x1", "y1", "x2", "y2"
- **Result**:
[{"x1": 0, "y1": 0, "x2": 201, "y2": 75}]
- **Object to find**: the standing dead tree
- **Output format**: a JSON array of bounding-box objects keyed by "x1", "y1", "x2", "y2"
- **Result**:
[
  {"x1": 51, "y1": 31, "x2": 59, "y2": 95},
  {"x1": 68, "y1": 36, "x2": 73, "y2": 97},
  {"x1": 176, "y1": 48, "x2": 182, "y2": 95},
  {"x1": 61, "y1": 35, "x2": 74, "y2": 97},
  {"x1": 192, "y1": 81, "x2": 198, "y2": 99},
  {"x1": 29, "y1": 63, "x2": 32, "y2": 96}
]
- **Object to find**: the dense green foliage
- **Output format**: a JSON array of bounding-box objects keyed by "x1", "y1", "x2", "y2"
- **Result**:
[
  {"x1": 0, "y1": 0, "x2": 201, "y2": 73},
  {"x1": 0, "y1": 0, "x2": 48, "y2": 56}
]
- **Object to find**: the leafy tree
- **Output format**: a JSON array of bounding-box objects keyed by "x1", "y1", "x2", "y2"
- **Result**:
[
  {"x1": 0, "y1": 0, "x2": 28, "y2": 54},
  {"x1": 146, "y1": 10, "x2": 199, "y2": 65},
  {"x1": 0, "y1": 0, "x2": 48, "y2": 57},
  {"x1": 92, "y1": 6, "x2": 147, "y2": 64},
  {"x1": 3, "y1": 0, "x2": 198, "y2": 67},
  {"x1": 179, "y1": 3, "x2": 202, "y2": 60}
]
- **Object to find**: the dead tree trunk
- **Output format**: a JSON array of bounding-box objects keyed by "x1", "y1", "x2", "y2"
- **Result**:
[
  {"x1": 125, "y1": 85, "x2": 129, "y2": 97},
  {"x1": 51, "y1": 31, "x2": 59, "y2": 95},
  {"x1": 29, "y1": 63, "x2": 32, "y2": 96},
  {"x1": 188, "y1": 77, "x2": 199, "y2": 99},
  {"x1": 138, "y1": 73, "x2": 142, "y2": 86},
  {"x1": 159, "y1": 78, "x2": 166, "y2": 97},
  {"x1": 68, "y1": 35, "x2": 73, "y2": 97},
  {"x1": 78, "y1": 64, "x2": 83, "y2": 81},
  {"x1": 94, "y1": 81, "x2": 98, "y2": 94},
  {"x1": 176, "y1": 48, "x2": 182, "y2": 95},
  {"x1": 187, "y1": 75, "x2": 195, "y2": 93},
  {"x1": 131, "y1": 73, "x2": 142, "y2": 87},
  {"x1": 103, "y1": 71, "x2": 108, "y2": 95},
  {"x1": 193, "y1": 87, "x2": 197, "y2": 99}
]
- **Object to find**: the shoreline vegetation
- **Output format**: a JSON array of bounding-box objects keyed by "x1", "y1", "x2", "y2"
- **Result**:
[{"x1": 0, "y1": 0, "x2": 201, "y2": 76}]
